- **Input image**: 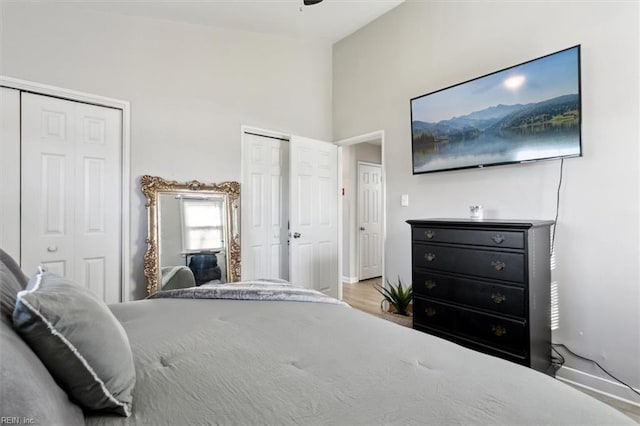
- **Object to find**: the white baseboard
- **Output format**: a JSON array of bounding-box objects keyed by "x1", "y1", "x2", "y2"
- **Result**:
[
  {"x1": 342, "y1": 276, "x2": 359, "y2": 284},
  {"x1": 556, "y1": 365, "x2": 640, "y2": 408}
]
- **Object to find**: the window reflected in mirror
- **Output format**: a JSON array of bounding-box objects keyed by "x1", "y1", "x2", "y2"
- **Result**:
[{"x1": 181, "y1": 196, "x2": 225, "y2": 252}]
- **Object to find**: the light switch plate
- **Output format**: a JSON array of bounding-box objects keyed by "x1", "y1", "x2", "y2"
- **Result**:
[{"x1": 401, "y1": 194, "x2": 409, "y2": 207}]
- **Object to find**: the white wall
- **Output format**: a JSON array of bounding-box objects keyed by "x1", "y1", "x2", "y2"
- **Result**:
[
  {"x1": 1, "y1": 3, "x2": 332, "y2": 299},
  {"x1": 333, "y1": 1, "x2": 640, "y2": 398},
  {"x1": 341, "y1": 142, "x2": 381, "y2": 280}
]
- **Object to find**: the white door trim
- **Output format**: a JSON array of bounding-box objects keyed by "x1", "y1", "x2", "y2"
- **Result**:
[
  {"x1": 335, "y1": 130, "x2": 386, "y2": 297},
  {"x1": 0, "y1": 75, "x2": 131, "y2": 302}
]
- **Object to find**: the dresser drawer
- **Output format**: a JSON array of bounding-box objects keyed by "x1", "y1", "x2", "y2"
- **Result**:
[
  {"x1": 413, "y1": 271, "x2": 525, "y2": 317},
  {"x1": 412, "y1": 324, "x2": 528, "y2": 365},
  {"x1": 412, "y1": 227, "x2": 524, "y2": 249},
  {"x1": 414, "y1": 298, "x2": 526, "y2": 355},
  {"x1": 413, "y1": 244, "x2": 525, "y2": 283}
]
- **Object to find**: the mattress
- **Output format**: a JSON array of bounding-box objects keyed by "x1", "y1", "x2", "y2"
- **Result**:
[{"x1": 86, "y1": 298, "x2": 634, "y2": 425}]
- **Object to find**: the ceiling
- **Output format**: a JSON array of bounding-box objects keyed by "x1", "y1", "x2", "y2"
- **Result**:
[{"x1": 67, "y1": 0, "x2": 405, "y2": 43}]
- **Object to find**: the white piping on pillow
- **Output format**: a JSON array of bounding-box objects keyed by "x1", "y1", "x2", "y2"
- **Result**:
[{"x1": 16, "y1": 269, "x2": 131, "y2": 416}]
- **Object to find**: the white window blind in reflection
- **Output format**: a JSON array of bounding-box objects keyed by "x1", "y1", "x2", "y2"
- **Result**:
[{"x1": 181, "y1": 199, "x2": 224, "y2": 251}]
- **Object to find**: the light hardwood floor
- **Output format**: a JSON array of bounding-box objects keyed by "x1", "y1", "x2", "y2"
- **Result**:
[
  {"x1": 342, "y1": 277, "x2": 385, "y2": 319},
  {"x1": 342, "y1": 278, "x2": 640, "y2": 424}
]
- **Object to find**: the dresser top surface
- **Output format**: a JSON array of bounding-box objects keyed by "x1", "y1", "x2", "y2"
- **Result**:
[{"x1": 406, "y1": 218, "x2": 554, "y2": 229}]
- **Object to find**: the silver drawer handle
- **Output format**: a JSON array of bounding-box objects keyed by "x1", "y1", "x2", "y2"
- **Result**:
[
  {"x1": 425, "y1": 253, "x2": 436, "y2": 262},
  {"x1": 492, "y1": 234, "x2": 505, "y2": 244},
  {"x1": 425, "y1": 307, "x2": 437, "y2": 317},
  {"x1": 492, "y1": 325, "x2": 507, "y2": 337},
  {"x1": 425, "y1": 230, "x2": 435, "y2": 239},
  {"x1": 491, "y1": 293, "x2": 506, "y2": 304},
  {"x1": 491, "y1": 260, "x2": 505, "y2": 271},
  {"x1": 425, "y1": 280, "x2": 436, "y2": 290}
]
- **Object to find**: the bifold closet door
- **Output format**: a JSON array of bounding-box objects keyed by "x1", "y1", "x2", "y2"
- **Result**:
[
  {"x1": 241, "y1": 132, "x2": 290, "y2": 281},
  {"x1": 21, "y1": 93, "x2": 123, "y2": 303}
]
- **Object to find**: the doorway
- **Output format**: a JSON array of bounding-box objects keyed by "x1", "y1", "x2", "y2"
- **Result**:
[
  {"x1": 337, "y1": 131, "x2": 385, "y2": 305},
  {"x1": 240, "y1": 126, "x2": 339, "y2": 298}
]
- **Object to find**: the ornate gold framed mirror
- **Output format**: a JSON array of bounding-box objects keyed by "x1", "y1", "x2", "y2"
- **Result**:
[{"x1": 141, "y1": 175, "x2": 240, "y2": 295}]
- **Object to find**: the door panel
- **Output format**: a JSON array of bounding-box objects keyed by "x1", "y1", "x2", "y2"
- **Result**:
[
  {"x1": 42, "y1": 154, "x2": 67, "y2": 235},
  {"x1": 83, "y1": 158, "x2": 106, "y2": 233},
  {"x1": 241, "y1": 133, "x2": 289, "y2": 280},
  {"x1": 22, "y1": 94, "x2": 75, "y2": 281},
  {"x1": 358, "y1": 163, "x2": 382, "y2": 280},
  {"x1": 0, "y1": 88, "x2": 21, "y2": 260},
  {"x1": 76, "y1": 102, "x2": 121, "y2": 303},
  {"x1": 21, "y1": 93, "x2": 122, "y2": 303},
  {"x1": 84, "y1": 257, "x2": 107, "y2": 301},
  {"x1": 289, "y1": 136, "x2": 338, "y2": 297},
  {"x1": 40, "y1": 261, "x2": 66, "y2": 277}
]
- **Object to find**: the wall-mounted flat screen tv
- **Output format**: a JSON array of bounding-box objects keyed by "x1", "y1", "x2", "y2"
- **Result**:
[{"x1": 411, "y1": 45, "x2": 582, "y2": 174}]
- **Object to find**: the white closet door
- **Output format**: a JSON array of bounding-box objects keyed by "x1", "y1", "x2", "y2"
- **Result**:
[
  {"x1": 0, "y1": 87, "x2": 21, "y2": 260},
  {"x1": 358, "y1": 162, "x2": 382, "y2": 280},
  {"x1": 21, "y1": 93, "x2": 122, "y2": 303},
  {"x1": 241, "y1": 132, "x2": 289, "y2": 281},
  {"x1": 289, "y1": 135, "x2": 338, "y2": 297}
]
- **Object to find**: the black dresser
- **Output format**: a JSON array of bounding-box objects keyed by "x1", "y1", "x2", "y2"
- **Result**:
[{"x1": 407, "y1": 219, "x2": 554, "y2": 373}]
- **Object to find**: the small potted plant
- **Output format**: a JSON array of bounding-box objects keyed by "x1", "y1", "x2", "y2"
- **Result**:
[{"x1": 375, "y1": 277, "x2": 413, "y2": 327}]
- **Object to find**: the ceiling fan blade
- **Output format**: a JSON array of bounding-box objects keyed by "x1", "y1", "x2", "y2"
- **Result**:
[{"x1": 303, "y1": 0, "x2": 323, "y2": 5}]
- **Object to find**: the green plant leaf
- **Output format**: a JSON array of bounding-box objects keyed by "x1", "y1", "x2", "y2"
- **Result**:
[{"x1": 375, "y1": 276, "x2": 413, "y2": 316}]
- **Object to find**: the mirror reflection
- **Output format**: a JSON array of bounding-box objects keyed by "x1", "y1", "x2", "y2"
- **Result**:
[
  {"x1": 159, "y1": 193, "x2": 228, "y2": 289},
  {"x1": 141, "y1": 175, "x2": 240, "y2": 295}
]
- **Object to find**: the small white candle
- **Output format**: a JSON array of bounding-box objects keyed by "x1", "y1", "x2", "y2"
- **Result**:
[{"x1": 470, "y1": 205, "x2": 483, "y2": 220}]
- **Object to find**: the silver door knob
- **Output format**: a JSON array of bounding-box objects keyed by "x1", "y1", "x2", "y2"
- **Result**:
[
  {"x1": 47, "y1": 245, "x2": 58, "y2": 252},
  {"x1": 293, "y1": 232, "x2": 301, "y2": 239}
]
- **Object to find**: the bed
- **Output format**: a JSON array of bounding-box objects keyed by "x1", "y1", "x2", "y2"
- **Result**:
[{"x1": 0, "y1": 249, "x2": 635, "y2": 425}]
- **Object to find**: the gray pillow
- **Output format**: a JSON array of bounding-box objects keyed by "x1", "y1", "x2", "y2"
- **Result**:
[
  {"x1": 0, "y1": 248, "x2": 28, "y2": 325},
  {"x1": 0, "y1": 319, "x2": 85, "y2": 426},
  {"x1": 13, "y1": 269, "x2": 136, "y2": 416}
]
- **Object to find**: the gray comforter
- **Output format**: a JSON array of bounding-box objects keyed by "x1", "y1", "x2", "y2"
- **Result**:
[
  {"x1": 87, "y1": 297, "x2": 634, "y2": 425},
  {"x1": 148, "y1": 281, "x2": 349, "y2": 306}
]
